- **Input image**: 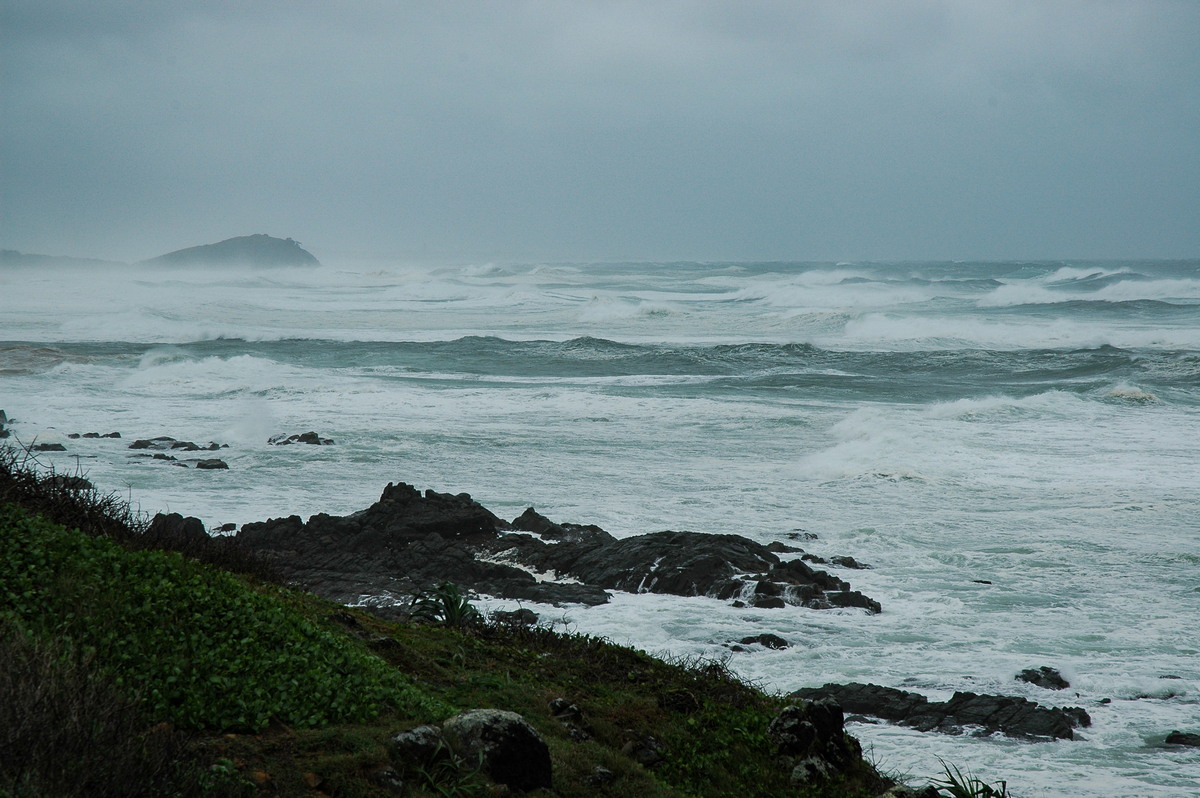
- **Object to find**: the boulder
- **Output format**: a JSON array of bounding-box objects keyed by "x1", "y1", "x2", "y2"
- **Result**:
[
  {"x1": 30, "y1": 443, "x2": 66, "y2": 452},
  {"x1": 195, "y1": 459, "x2": 229, "y2": 470},
  {"x1": 387, "y1": 725, "x2": 448, "y2": 765},
  {"x1": 440, "y1": 709, "x2": 551, "y2": 791},
  {"x1": 1016, "y1": 666, "x2": 1070, "y2": 690},
  {"x1": 790, "y1": 683, "x2": 1090, "y2": 740}
]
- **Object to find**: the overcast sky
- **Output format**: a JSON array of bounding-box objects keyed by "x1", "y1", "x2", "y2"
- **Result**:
[{"x1": 2, "y1": 1, "x2": 1198, "y2": 263}]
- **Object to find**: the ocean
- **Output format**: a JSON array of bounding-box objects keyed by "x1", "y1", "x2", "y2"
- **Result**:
[{"x1": 2, "y1": 258, "x2": 1198, "y2": 796}]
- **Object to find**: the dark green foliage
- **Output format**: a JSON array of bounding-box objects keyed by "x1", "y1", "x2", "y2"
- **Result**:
[{"x1": 0, "y1": 502, "x2": 450, "y2": 732}]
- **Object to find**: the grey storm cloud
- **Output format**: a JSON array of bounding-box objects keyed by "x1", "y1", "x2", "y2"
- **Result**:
[{"x1": 2, "y1": 0, "x2": 1198, "y2": 262}]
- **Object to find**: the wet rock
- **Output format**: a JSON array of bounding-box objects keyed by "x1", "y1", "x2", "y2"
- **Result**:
[
  {"x1": 235, "y1": 482, "x2": 877, "y2": 616},
  {"x1": 441, "y1": 709, "x2": 552, "y2": 791},
  {"x1": 1165, "y1": 730, "x2": 1200, "y2": 747},
  {"x1": 195, "y1": 458, "x2": 229, "y2": 470},
  {"x1": 269, "y1": 431, "x2": 335, "y2": 445},
  {"x1": 766, "y1": 540, "x2": 805, "y2": 553},
  {"x1": 830, "y1": 555, "x2": 871, "y2": 569},
  {"x1": 30, "y1": 443, "x2": 66, "y2": 451},
  {"x1": 1016, "y1": 666, "x2": 1070, "y2": 690},
  {"x1": 791, "y1": 682, "x2": 1090, "y2": 740},
  {"x1": 739, "y1": 633, "x2": 790, "y2": 649}
]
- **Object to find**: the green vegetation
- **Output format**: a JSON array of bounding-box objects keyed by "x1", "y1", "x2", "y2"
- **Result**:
[
  {"x1": 0, "y1": 446, "x2": 902, "y2": 797},
  {"x1": 933, "y1": 761, "x2": 1009, "y2": 798}
]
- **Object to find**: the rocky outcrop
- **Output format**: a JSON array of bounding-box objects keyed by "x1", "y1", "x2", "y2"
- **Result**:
[
  {"x1": 768, "y1": 699, "x2": 864, "y2": 787},
  {"x1": 129, "y1": 437, "x2": 225, "y2": 452},
  {"x1": 234, "y1": 482, "x2": 880, "y2": 616},
  {"x1": 790, "y1": 682, "x2": 1090, "y2": 740},
  {"x1": 1016, "y1": 666, "x2": 1069, "y2": 690}
]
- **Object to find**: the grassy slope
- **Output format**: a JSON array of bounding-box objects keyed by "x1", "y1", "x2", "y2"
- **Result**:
[{"x1": 0, "y1": 450, "x2": 890, "y2": 798}]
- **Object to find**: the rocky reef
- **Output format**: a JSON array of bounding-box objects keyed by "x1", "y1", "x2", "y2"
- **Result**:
[{"x1": 234, "y1": 481, "x2": 882, "y2": 616}]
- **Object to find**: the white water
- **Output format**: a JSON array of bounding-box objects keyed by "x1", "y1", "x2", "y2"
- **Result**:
[{"x1": 2, "y1": 259, "x2": 1198, "y2": 796}]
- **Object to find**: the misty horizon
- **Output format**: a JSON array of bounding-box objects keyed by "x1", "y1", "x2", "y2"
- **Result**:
[{"x1": 2, "y1": 2, "x2": 1198, "y2": 264}]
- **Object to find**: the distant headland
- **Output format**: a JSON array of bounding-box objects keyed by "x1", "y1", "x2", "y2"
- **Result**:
[
  {"x1": 140, "y1": 234, "x2": 320, "y2": 267},
  {"x1": 1, "y1": 234, "x2": 320, "y2": 268}
]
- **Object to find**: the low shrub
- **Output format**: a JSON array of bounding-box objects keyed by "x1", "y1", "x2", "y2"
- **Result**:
[{"x1": 0, "y1": 503, "x2": 450, "y2": 732}]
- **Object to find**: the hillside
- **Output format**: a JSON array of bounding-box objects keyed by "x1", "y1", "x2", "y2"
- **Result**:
[
  {"x1": 0, "y1": 446, "x2": 968, "y2": 798},
  {"x1": 142, "y1": 234, "x2": 320, "y2": 268}
]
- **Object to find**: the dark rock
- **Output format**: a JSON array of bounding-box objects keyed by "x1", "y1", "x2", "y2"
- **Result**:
[
  {"x1": 511, "y1": 507, "x2": 614, "y2": 545},
  {"x1": 585, "y1": 766, "x2": 616, "y2": 786},
  {"x1": 146, "y1": 513, "x2": 209, "y2": 547},
  {"x1": 82, "y1": 432, "x2": 101, "y2": 438},
  {"x1": 129, "y1": 436, "x2": 219, "y2": 452},
  {"x1": 216, "y1": 522, "x2": 237, "y2": 533},
  {"x1": 1016, "y1": 666, "x2": 1070, "y2": 690},
  {"x1": 269, "y1": 431, "x2": 334, "y2": 446},
  {"x1": 47, "y1": 475, "x2": 92, "y2": 491},
  {"x1": 30, "y1": 443, "x2": 66, "y2": 451},
  {"x1": 387, "y1": 725, "x2": 448, "y2": 765},
  {"x1": 366, "y1": 765, "x2": 405, "y2": 794},
  {"x1": 235, "y1": 482, "x2": 876, "y2": 616},
  {"x1": 801, "y1": 553, "x2": 828, "y2": 564},
  {"x1": 826, "y1": 590, "x2": 882, "y2": 614},
  {"x1": 658, "y1": 689, "x2": 700, "y2": 714},
  {"x1": 1165, "y1": 730, "x2": 1200, "y2": 747},
  {"x1": 621, "y1": 734, "x2": 665, "y2": 768},
  {"x1": 738, "y1": 633, "x2": 790, "y2": 650},
  {"x1": 769, "y1": 698, "x2": 861, "y2": 785},
  {"x1": 829, "y1": 555, "x2": 870, "y2": 569},
  {"x1": 104, "y1": 432, "x2": 121, "y2": 438},
  {"x1": 549, "y1": 698, "x2": 583, "y2": 721},
  {"x1": 195, "y1": 458, "x2": 229, "y2": 470},
  {"x1": 151, "y1": 453, "x2": 177, "y2": 461},
  {"x1": 441, "y1": 709, "x2": 552, "y2": 791},
  {"x1": 491, "y1": 608, "x2": 539, "y2": 627},
  {"x1": 766, "y1": 540, "x2": 804, "y2": 553},
  {"x1": 972, "y1": 579, "x2": 993, "y2": 585},
  {"x1": 791, "y1": 682, "x2": 1090, "y2": 740},
  {"x1": 68, "y1": 433, "x2": 81, "y2": 439}
]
